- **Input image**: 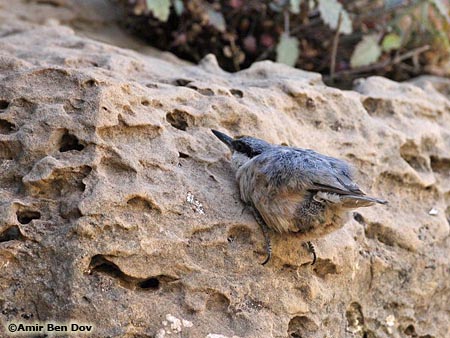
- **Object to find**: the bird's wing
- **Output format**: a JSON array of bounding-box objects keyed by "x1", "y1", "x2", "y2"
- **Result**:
[
  {"x1": 289, "y1": 148, "x2": 365, "y2": 195},
  {"x1": 308, "y1": 172, "x2": 365, "y2": 196},
  {"x1": 248, "y1": 147, "x2": 365, "y2": 196}
]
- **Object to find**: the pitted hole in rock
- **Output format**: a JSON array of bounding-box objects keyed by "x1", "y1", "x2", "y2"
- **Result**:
[
  {"x1": 446, "y1": 206, "x2": 450, "y2": 226},
  {"x1": 0, "y1": 100, "x2": 9, "y2": 111},
  {"x1": 60, "y1": 203, "x2": 82, "y2": 220},
  {"x1": 139, "y1": 275, "x2": 179, "y2": 292},
  {"x1": 16, "y1": 210, "x2": 41, "y2": 224},
  {"x1": 138, "y1": 278, "x2": 160, "y2": 290},
  {"x1": 82, "y1": 79, "x2": 98, "y2": 88},
  {"x1": 57, "y1": 165, "x2": 92, "y2": 196},
  {"x1": 0, "y1": 119, "x2": 15, "y2": 134},
  {"x1": 206, "y1": 292, "x2": 230, "y2": 312},
  {"x1": 400, "y1": 141, "x2": 429, "y2": 172},
  {"x1": 59, "y1": 131, "x2": 84, "y2": 152},
  {"x1": 296, "y1": 283, "x2": 313, "y2": 299},
  {"x1": 361, "y1": 97, "x2": 395, "y2": 116},
  {"x1": 64, "y1": 98, "x2": 85, "y2": 113},
  {"x1": 0, "y1": 140, "x2": 19, "y2": 160},
  {"x1": 330, "y1": 120, "x2": 343, "y2": 132},
  {"x1": 404, "y1": 324, "x2": 417, "y2": 336},
  {"x1": 122, "y1": 105, "x2": 136, "y2": 116},
  {"x1": 306, "y1": 97, "x2": 316, "y2": 109},
  {"x1": 11, "y1": 97, "x2": 37, "y2": 115},
  {"x1": 166, "y1": 109, "x2": 193, "y2": 131},
  {"x1": 141, "y1": 99, "x2": 150, "y2": 107},
  {"x1": 178, "y1": 152, "x2": 189, "y2": 158},
  {"x1": 353, "y1": 212, "x2": 365, "y2": 225},
  {"x1": 88, "y1": 255, "x2": 130, "y2": 283},
  {"x1": 195, "y1": 87, "x2": 214, "y2": 96},
  {"x1": 190, "y1": 225, "x2": 224, "y2": 243},
  {"x1": 174, "y1": 79, "x2": 192, "y2": 86},
  {"x1": 126, "y1": 196, "x2": 160, "y2": 213},
  {"x1": 365, "y1": 222, "x2": 396, "y2": 247},
  {"x1": 230, "y1": 89, "x2": 243, "y2": 98},
  {"x1": 313, "y1": 258, "x2": 338, "y2": 279},
  {"x1": 430, "y1": 155, "x2": 450, "y2": 174},
  {"x1": 361, "y1": 97, "x2": 379, "y2": 115},
  {"x1": 363, "y1": 331, "x2": 377, "y2": 338},
  {"x1": 34, "y1": 0, "x2": 62, "y2": 7},
  {"x1": 185, "y1": 84, "x2": 214, "y2": 96},
  {"x1": 0, "y1": 226, "x2": 22, "y2": 242},
  {"x1": 346, "y1": 302, "x2": 365, "y2": 334},
  {"x1": 227, "y1": 225, "x2": 253, "y2": 246},
  {"x1": 288, "y1": 316, "x2": 319, "y2": 338}
]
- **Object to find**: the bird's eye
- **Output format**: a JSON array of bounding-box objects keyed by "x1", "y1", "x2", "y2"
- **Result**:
[
  {"x1": 233, "y1": 141, "x2": 244, "y2": 152},
  {"x1": 250, "y1": 149, "x2": 261, "y2": 157}
]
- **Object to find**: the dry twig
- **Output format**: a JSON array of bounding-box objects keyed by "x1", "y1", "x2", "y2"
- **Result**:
[
  {"x1": 326, "y1": 45, "x2": 431, "y2": 79},
  {"x1": 330, "y1": 11, "x2": 343, "y2": 81}
]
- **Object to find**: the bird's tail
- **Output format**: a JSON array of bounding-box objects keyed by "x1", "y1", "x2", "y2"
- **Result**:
[{"x1": 340, "y1": 195, "x2": 388, "y2": 209}]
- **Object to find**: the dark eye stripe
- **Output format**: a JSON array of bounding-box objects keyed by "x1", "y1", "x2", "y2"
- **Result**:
[{"x1": 232, "y1": 139, "x2": 264, "y2": 159}]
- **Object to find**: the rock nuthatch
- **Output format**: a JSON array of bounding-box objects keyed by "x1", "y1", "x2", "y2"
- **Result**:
[{"x1": 212, "y1": 129, "x2": 387, "y2": 265}]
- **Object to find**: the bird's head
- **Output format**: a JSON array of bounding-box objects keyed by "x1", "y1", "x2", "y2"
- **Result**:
[{"x1": 212, "y1": 129, "x2": 272, "y2": 170}]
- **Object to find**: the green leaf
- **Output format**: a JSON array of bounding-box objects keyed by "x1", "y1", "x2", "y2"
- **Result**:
[
  {"x1": 429, "y1": 0, "x2": 450, "y2": 22},
  {"x1": 146, "y1": 0, "x2": 171, "y2": 22},
  {"x1": 276, "y1": 34, "x2": 300, "y2": 67},
  {"x1": 206, "y1": 8, "x2": 226, "y2": 32},
  {"x1": 203, "y1": 2, "x2": 226, "y2": 32},
  {"x1": 350, "y1": 35, "x2": 382, "y2": 68},
  {"x1": 384, "y1": 0, "x2": 404, "y2": 10},
  {"x1": 382, "y1": 33, "x2": 402, "y2": 52},
  {"x1": 318, "y1": 0, "x2": 353, "y2": 34},
  {"x1": 173, "y1": 0, "x2": 184, "y2": 16},
  {"x1": 269, "y1": 2, "x2": 283, "y2": 12},
  {"x1": 290, "y1": 0, "x2": 301, "y2": 14}
]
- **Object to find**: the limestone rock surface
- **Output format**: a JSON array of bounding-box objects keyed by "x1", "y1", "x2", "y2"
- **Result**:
[{"x1": 0, "y1": 23, "x2": 449, "y2": 338}]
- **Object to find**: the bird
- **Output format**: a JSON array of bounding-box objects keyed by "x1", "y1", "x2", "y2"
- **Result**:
[{"x1": 211, "y1": 129, "x2": 387, "y2": 265}]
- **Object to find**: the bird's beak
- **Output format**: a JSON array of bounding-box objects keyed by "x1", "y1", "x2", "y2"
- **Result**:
[{"x1": 211, "y1": 129, "x2": 233, "y2": 149}]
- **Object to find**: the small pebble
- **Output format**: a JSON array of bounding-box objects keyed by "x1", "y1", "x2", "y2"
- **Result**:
[{"x1": 428, "y1": 208, "x2": 438, "y2": 216}]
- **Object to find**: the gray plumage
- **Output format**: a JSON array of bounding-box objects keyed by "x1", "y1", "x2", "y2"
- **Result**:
[{"x1": 212, "y1": 129, "x2": 387, "y2": 264}]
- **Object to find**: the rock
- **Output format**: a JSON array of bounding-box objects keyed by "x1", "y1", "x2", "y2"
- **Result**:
[
  {"x1": 0, "y1": 22, "x2": 449, "y2": 338},
  {"x1": 0, "y1": 0, "x2": 190, "y2": 63}
]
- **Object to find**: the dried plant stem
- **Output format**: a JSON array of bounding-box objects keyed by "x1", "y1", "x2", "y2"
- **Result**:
[
  {"x1": 329, "y1": 45, "x2": 430, "y2": 78},
  {"x1": 284, "y1": 10, "x2": 290, "y2": 35},
  {"x1": 330, "y1": 12, "x2": 343, "y2": 81}
]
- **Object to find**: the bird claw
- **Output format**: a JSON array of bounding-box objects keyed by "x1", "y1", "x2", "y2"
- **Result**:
[
  {"x1": 250, "y1": 206, "x2": 273, "y2": 266},
  {"x1": 310, "y1": 251, "x2": 317, "y2": 265},
  {"x1": 261, "y1": 251, "x2": 271, "y2": 265},
  {"x1": 305, "y1": 241, "x2": 317, "y2": 265}
]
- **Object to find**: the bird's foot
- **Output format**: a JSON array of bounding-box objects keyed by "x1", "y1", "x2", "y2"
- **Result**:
[
  {"x1": 259, "y1": 219, "x2": 272, "y2": 265},
  {"x1": 261, "y1": 249, "x2": 272, "y2": 266},
  {"x1": 304, "y1": 241, "x2": 317, "y2": 265},
  {"x1": 250, "y1": 206, "x2": 272, "y2": 265},
  {"x1": 240, "y1": 204, "x2": 250, "y2": 216}
]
